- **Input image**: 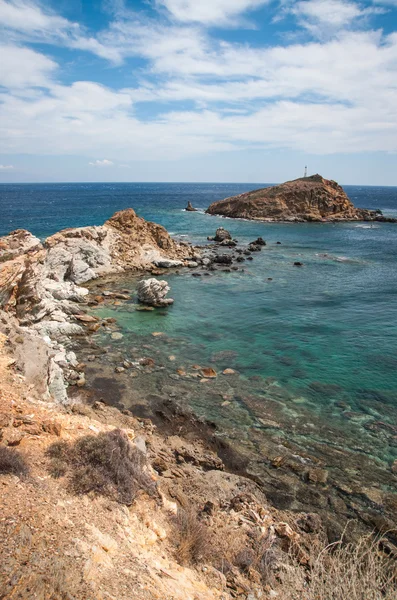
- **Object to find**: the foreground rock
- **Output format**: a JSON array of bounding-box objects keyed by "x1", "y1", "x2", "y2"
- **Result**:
[
  {"x1": 206, "y1": 174, "x2": 396, "y2": 223},
  {"x1": 137, "y1": 278, "x2": 174, "y2": 307}
]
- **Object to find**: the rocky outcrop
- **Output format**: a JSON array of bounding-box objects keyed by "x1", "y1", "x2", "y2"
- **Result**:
[
  {"x1": 0, "y1": 209, "x2": 196, "y2": 402},
  {"x1": 185, "y1": 201, "x2": 197, "y2": 212},
  {"x1": 207, "y1": 227, "x2": 232, "y2": 242},
  {"x1": 0, "y1": 229, "x2": 41, "y2": 261},
  {"x1": 0, "y1": 209, "x2": 194, "y2": 321},
  {"x1": 206, "y1": 174, "x2": 395, "y2": 223},
  {"x1": 136, "y1": 279, "x2": 174, "y2": 307}
]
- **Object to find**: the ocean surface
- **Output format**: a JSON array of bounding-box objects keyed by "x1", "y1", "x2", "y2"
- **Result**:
[{"x1": 1, "y1": 182, "x2": 397, "y2": 513}]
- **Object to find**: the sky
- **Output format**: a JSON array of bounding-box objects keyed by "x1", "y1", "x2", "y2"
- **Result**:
[{"x1": 1, "y1": 0, "x2": 397, "y2": 184}]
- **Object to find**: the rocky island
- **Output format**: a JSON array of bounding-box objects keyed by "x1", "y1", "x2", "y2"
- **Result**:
[{"x1": 206, "y1": 174, "x2": 395, "y2": 222}]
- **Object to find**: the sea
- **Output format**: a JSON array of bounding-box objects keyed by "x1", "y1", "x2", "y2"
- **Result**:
[{"x1": 1, "y1": 182, "x2": 397, "y2": 518}]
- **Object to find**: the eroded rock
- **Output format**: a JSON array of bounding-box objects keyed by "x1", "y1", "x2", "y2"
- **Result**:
[{"x1": 137, "y1": 279, "x2": 174, "y2": 307}]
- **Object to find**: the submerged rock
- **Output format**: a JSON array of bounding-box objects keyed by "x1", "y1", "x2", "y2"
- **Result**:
[
  {"x1": 201, "y1": 367, "x2": 217, "y2": 378},
  {"x1": 136, "y1": 278, "x2": 174, "y2": 307}
]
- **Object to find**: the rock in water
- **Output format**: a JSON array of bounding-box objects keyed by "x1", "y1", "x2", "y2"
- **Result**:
[
  {"x1": 206, "y1": 174, "x2": 395, "y2": 223},
  {"x1": 214, "y1": 227, "x2": 232, "y2": 242},
  {"x1": 136, "y1": 278, "x2": 174, "y2": 307},
  {"x1": 185, "y1": 201, "x2": 198, "y2": 212}
]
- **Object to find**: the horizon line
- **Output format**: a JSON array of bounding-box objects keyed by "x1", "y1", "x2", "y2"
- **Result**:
[{"x1": 1, "y1": 180, "x2": 397, "y2": 188}]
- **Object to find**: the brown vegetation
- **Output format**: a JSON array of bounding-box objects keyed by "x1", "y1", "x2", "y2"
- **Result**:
[
  {"x1": 46, "y1": 428, "x2": 156, "y2": 505},
  {"x1": 277, "y1": 533, "x2": 397, "y2": 599},
  {"x1": 0, "y1": 446, "x2": 29, "y2": 478},
  {"x1": 172, "y1": 507, "x2": 210, "y2": 565}
]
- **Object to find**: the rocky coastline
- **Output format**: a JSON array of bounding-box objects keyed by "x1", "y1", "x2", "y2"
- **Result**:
[
  {"x1": 206, "y1": 174, "x2": 397, "y2": 223},
  {"x1": 1, "y1": 209, "x2": 397, "y2": 598},
  {"x1": 0, "y1": 209, "x2": 334, "y2": 599}
]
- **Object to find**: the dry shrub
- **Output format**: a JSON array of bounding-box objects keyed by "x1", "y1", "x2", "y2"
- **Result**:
[
  {"x1": 278, "y1": 533, "x2": 397, "y2": 600},
  {"x1": 0, "y1": 445, "x2": 29, "y2": 477},
  {"x1": 234, "y1": 530, "x2": 278, "y2": 585},
  {"x1": 46, "y1": 428, "x2": 155, "y2": 505},
  {"x1": 0, "y1": 558, "x2": 78, "y2": 600},
  {"x1": 173, "y1": 507, "x2": 210, "y2": 565}
]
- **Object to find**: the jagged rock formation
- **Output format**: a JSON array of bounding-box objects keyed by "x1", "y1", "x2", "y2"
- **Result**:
[
  {"x1": 206, "y1": 174, "x2": 395, "y2": 223},
  {"x1": 0, "y1": 209, "x2": 196, "y2": 402},
  {"x1": 137, "y1": 278, "x2": 174, "y2": 307},
  {"x1": 185, "y1": 201, "x2": 197, "y2": 212},
  {"x1": 0, "y1": 209, "x2": 194, "y2": 321}
]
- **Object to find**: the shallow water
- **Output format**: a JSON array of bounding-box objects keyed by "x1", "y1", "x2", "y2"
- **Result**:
[{"x1": 1, "y1": 182, "x2": 397, "y2": 517}]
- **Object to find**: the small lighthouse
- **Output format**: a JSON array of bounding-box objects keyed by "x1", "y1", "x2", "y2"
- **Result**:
[{"x1": 304, "y1": 166, "x2": 308, "y2": 178}]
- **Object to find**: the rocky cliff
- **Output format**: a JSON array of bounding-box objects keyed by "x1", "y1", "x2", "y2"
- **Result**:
[{"x1": 206, "y1": 174, "x2": 393, "y2": 222}]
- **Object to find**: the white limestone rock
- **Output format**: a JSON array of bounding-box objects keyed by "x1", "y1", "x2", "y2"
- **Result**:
[{"x1": 136, "y1": 278, "x2": 174, "y2": 307}]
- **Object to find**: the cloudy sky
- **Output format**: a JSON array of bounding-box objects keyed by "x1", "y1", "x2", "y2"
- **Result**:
[{"x1": 1, "y1": 0, "x2": 397, "y2": 184}]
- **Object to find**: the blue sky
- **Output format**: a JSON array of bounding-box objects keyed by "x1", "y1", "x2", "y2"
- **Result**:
[{"x1": 1, "y1": 0, "x2": 397, "y2": 184}]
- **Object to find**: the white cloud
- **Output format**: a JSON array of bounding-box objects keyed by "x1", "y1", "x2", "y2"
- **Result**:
[
  {"x1": 0, "y1": 0, "x2": 73, "y2": 34},
  {"x1": 156, "y1": 0, "x2": 270, "y2": 26},
  {"x1": 293, "y1": 0, "x2": 364, "y2": 26},
  {"x1": 0, "y1": 164, "x2": 14, "y2": 170},
  {"x1": 0, "y1": 0, "x2": 122, "y2": 64},
  {"x1": 0, "y1": 0, "x2": 397, "y2": 166},
  {"x1": 0, "y1": 44, "x2": 57, "y2": 89},
  {"x1": 89, "y1": 159, "x2": 115, "y2": 166},
  {"x1": 282, "y1": 0, "x2": 385, "y2": 36}
]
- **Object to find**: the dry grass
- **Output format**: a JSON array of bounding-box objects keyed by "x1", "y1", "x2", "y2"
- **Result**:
[
  {"x1": 234, "y1": 530, "x2": 278, "y2": 585},
  {"x1": 46, "y1": 428, "x2": 155, "y2": 505},
  {"x1": 172, "y1": 507, "x2": 210, "y2": 565},
  {"x1": 0, "y1": 446, "x2": 29, "y2": 478},
  {"x1": 0, "y1": 558, "x2": 79, "y2": 600},
  {"x1": 278, "y1": 533, "x2": 397, "y2": 600}
]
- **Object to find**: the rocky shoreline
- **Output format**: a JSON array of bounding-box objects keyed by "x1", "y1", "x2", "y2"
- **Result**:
[
  {"x1": 0, "y1": 209, "x2": 346, "y2": 599},
  {"x1": 1, "y1": 208, "x2": 397, "y2": 581}
]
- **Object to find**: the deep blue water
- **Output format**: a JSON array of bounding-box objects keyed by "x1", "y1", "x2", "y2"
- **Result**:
[
  {"x1": 1, "y1": 182, "x2": 397, "y2": 480},
  {"x1": 1, "y1": 182, "x2": 397, "y2": 239}
]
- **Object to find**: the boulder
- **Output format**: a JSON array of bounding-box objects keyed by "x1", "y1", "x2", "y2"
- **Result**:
[
  {"x1": 214, "y1": 227, "x2": 232, "y2": 242},
  {"x1": 136, "y1": 278, "x2": 174, "y2": 307},
  {"x1": 214, "y1": 255, "x2": 233, "y2": 265},
  {"x1": 154, "y1": 259, "x2": 183, "y2": 268},
  {"x1": 251, "y1": 237, "x2": 266, "y2": 246},
  {"x1": 185, "y1": 201, "x2": 198, "y2": 212}
]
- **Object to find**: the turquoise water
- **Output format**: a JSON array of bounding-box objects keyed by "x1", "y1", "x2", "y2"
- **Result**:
[
  {"x1": 1, "y1": 182, "x2": 397, "y2": 514},
  {"x1": 89, "y1": 218, "x2": 397, "y2": 462}
]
